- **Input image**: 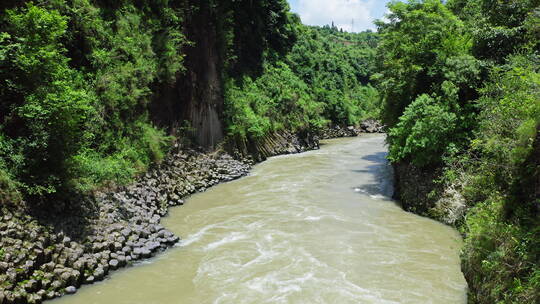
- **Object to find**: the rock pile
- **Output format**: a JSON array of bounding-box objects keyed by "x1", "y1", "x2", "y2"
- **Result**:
[
  {"x1": 318, "y1": 120, "x2": 385, "y2": 139},
  {"x1": 318, "y1": 125, "x2": 360, "y2": 139},
  {"x1": 359, "y1": 119, "x2": 384, "y2": 133}
]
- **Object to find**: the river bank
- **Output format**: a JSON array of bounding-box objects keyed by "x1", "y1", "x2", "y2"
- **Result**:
[{"x1": 0, "y1": 125, "x2": 382, "y2": 304}]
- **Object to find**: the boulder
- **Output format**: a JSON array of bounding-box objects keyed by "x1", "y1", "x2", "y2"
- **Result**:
[
  {"x1": 65, "y1": 286, "x2": 77, "y2": 294},
  {"x1": 108, "y1": 259, "x2": 119, "y2": 269}
]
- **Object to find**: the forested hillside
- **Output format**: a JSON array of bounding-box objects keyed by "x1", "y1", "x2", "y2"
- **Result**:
[
  {"x1": 375, "y1": 0, "x2": 540, "y2": 302},
  {"x1": 225, "y1": 24, "x2": 379, "y2": 140},
  {"x1": 0, "y1": 0, "x2": 377, "y2": 205}
]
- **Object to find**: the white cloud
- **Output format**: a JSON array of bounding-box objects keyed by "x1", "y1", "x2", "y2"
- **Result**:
[{"x1": 295, "y1": 0, "x2": 379, "y2": 32}]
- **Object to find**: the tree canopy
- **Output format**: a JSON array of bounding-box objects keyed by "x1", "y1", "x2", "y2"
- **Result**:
[{"x1": 375, "y1": 1, "x2": 540, "y2": 302}]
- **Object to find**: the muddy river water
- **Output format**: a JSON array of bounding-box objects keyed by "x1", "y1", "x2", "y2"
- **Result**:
[{"x1": 53, "y1": 135, "x2": 467, "y2": 304}]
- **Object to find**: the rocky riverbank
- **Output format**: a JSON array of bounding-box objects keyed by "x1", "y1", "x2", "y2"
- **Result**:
[
  {"x1": 0, "y1": 147, "x2": 252, "y2": 304},
  {"x1": 318, "y1": 120, "x2": 384, "y2": 139},
  {"x1": 393, "y1": 161, "x2": 468, "y2": 226}
]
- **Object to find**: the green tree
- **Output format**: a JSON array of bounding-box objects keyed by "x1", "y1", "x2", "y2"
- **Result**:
[
  {"x1": 375, "y1": 0, "x2": 476, "y2": 128},
  {"x1": 0, "y1": 3, "x2": 96, "y2": 196}
]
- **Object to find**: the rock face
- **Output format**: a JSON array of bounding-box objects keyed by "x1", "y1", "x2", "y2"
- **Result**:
[
  {"x1": 177, "y1": 2, "x2": 225, "y2": 148},
  {"x1": 150, "y1": 1, "x2": 224, "y2": 149},
  {"x1": 226, "y1": 130, "x2": 320, "y2": 162},
  {"x1": 318, "y1": 125, "x2": 360, "y2": 139},
  {"x1": 393, "y1": 160, "x2": 471, "y2": 225},
  {"x1": 392, "y1": 161, "x2": 443, "y2": 217},
  {"x1": 359, "y1": 119, "x2": 385, "y2": 134}
]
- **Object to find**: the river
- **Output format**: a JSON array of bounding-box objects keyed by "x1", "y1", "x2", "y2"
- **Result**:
[{"x1": 53, "y1": 135, "x2": 467, "y2": 304}]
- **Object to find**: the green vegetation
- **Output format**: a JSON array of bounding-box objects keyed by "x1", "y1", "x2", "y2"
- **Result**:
[
  {"x1": 376, "y1": 0, "x2": 481, "y2": 166},
  {"x1": 288, "y1": 25, "x2": 380, "y2": 125},
  {"x1": 0, "y1": 1, "x2": 379, "y2": 203},
  {"x1": 224, "y1": 23, "x2": 380, "y2": 139},
  {"x1": 376, "y1": 0, "x2": 540, "y2": 302},
  {"x1": 457, "y1": 57, "x2": 540, "y2": 303},
  {"x1": 225, "y1": 61, "x2": 325, "y2": 139},
  {"x1": 0, "y1": 1, "x2": 186, "y2": 201}
]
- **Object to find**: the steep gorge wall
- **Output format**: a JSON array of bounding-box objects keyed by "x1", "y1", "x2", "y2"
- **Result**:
[
  {"x1": 152, "y1": 2, "x2": 224, "y2": 149},
  {"x1": 177, "y1": 2, "x2": 224, "y2": 148}
]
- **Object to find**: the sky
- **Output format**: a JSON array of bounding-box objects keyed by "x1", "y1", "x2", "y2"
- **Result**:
[{"x1": 288, "y1": 0, "x2": 393, "y2": 32}]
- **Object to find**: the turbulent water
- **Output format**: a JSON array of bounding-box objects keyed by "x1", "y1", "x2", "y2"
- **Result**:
[{"x1": 53, "y1": 135, "x2": 467, "y2": 304}]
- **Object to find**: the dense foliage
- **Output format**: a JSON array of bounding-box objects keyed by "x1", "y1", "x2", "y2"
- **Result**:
[
  {"x1": 376, "y1": 0, "x2": 481, "y2": 165},
  {"x1": 458, "y1": 56, "x2": 540, "y2": 303},
  {"x1": 0, "y1": 1, "x2": 187, "y2": 201},
  {"x1": 0, "y1": 1, "x2": 380, "y2": 203},
  {"x1": 376, "y1": 0, "x2": 540, "y2": 302},
  {"x1": 0, "y1": 0, "x2": 295, "y2": 202},
  {"x1": 225, "y1": 61, "x2": 325, "y2": 139},
  {"x1": 224, "y1": 23, "x2": 380, "y2": 139}
]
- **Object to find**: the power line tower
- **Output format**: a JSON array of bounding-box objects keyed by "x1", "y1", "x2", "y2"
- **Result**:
[{"x1": 351, "y1": 19, "x2": 354, "y2": 32}]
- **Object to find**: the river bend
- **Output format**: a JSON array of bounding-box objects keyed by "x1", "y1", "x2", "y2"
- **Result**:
[{"x1": 54, "y1": 135, "x2": 467, "y2": 304}]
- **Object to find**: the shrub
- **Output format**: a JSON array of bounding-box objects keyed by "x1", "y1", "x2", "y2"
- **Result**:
[{"x1": 388, "y1": 94, "x2": 459, "y2": 166}]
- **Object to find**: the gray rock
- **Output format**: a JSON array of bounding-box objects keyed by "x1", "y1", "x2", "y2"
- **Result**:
[
  {"x1": 122, "y1": 246, "x2": 131, "y2": 254},
  {"x1": 167, "y1": 235, "x2": 180, "y2": 244},
  {"x1": 116, "y1": 255, "x2": 126, "y2": 266},
  {"x1": 140, "y1": 248, "x2": 151, "y2": 258},
  {"x1": 65, "y1": 286, "x2": 77, "y2": 294},
  {"x1": 23, "y1": 279, "x2": 38, "y2": 292},
  {"x1": 51, "y1": 280, "x2": 64, "y2": 290},
  {"x1": 36, "y1": 289, "x2": 46, "y2": 298},
  {"x1": 72, "y1": 260, "x2": 84, "y2": 272},
  {"x1": 60, "y1": 271, "x2": 74, "y2": 286},
  {"x1": 108, "y1": 259, "x2": 119, "y2": 269},
  {"x1": 27, "y1": 293, "x2": 42, "y2": 304},
  {"x1": 46, "y1": 291, "x2": 55, "y2": 300},
  {"x1": 0, "y1": 262, "x2": 8, "y2": 272},
  {"x1": 93, "y1": 267, "x2": 105, "y2": 281},
  {"x1": 121, "y1": 229, "x2": 132, "y2": 240},
  {"x1": 70, "y1": 270, "x2": 81, "y2": 285},
  {"x1": 146, "y1": 241, "x2": 160, "y2": 251},
  {"x1": 24, "y1": 260, "x2": 34, "y2": 270}
]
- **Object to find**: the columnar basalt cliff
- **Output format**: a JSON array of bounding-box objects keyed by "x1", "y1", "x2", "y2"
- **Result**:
[
  {"x1": 226, "y1": 130, "x2": 319, "y2": 162},
  {"x1": 176, "y1": 2, "x2": 225, "y2": 148},
  {"x1": 150, "y1": 2, "x2": 224, "y2": 149}
]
